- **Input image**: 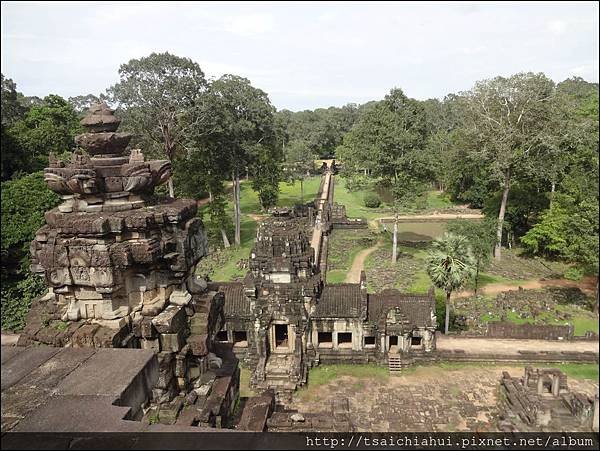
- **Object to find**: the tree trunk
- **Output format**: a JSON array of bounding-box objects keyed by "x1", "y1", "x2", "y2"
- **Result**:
[
  {"x1": 392, "y1": 215, "x2": 398, "y2": 263},
  {"x1": 167, "y1": 178, "x2": 175, "y2": 198},
  {"x1": 474, "y1": 261, "x2": 480, "y2": 297},
  {"x1": 221, "y1": 229, "x2": 231, "y2": 248},
  {"x1": 549, "y1": 180, "x2": 556, "y2": 209},
  {"x1": 594, "y1": 278, "x2": 599, "y2": 316},
  {"x1": 444, "y1": 291, "x2": 451, "y2": 334},
  {"x1": 494, "y1": 169, "x2": 511, "y2": 260},
  {"x1": 300, "y1": 179, "x2": 304, "y2": 204},
  {"x1": 232, "y1": 172, "x2": 241, "y2": 246},
  {"x1": 208, "y1": 190, "x2": 213, "y2": 203}
]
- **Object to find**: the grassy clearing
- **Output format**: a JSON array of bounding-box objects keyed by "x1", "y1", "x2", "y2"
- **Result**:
[
  {"x1": 426, "y1": 362, "x2": 599, "y2": 381},
  {"x1": 326, "y1": 229, "x2": 377, "y2": 283},
  {"x1": 333, "y1": 178, "x2": 388, "y2": 221},
  {"x1": 552, "y1": 363, "x2": 599, "y2": 380},
  {"x1": 425, "y1": 191, "x2": 457, "y2": 209},
  {"x1": 326, "y1": 270, "x2": 347, "y2": 284},
  {"x1": 296, "y1": 364, "x2": 389, "y2": 400}
]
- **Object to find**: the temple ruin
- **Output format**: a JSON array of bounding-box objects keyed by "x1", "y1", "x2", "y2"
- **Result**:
[
  {"x1": 212, "y1": 170, "x2": 437, "y2": 399},
  {"x1": 20, "y1": 103, "x2": 238, "y2": 427}
]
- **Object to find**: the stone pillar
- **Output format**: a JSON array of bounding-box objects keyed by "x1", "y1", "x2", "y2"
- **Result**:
[
  {"x1": 402, "y1": 334, "x2": 410, "y2": 352},
  {"x1": 423, "y1": 329, "x2": 433, "y2": 352},
  {"x1": 592, "y1": 395, "x2": 599, "y2": 432},
  {"x1": 537, "y1": 376, "x2": 544, "y2": 395},
  {"x1": 551, "y1": 375, "x2": 560, "y2": 397}
]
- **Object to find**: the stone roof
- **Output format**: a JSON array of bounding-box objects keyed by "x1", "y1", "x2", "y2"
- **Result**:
[
  {"x1": 313, "y1": 283, "x2": 364, "y2": 318},
  {"x1": 208, "y1": 282, "x2": 251, "y2": 318},
  {"x1": 367, "y1": 288, "x2": 436, "y2": 329}
]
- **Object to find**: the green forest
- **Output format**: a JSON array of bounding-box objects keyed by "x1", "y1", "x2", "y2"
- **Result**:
[{"x1": 2, "y1": 52, "x2": 598, "y2": 331}]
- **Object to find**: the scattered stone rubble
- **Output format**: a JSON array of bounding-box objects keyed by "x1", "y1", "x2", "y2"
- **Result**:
[{"x1": 499, "y1": 367, "x2": 599, "y2": 432}]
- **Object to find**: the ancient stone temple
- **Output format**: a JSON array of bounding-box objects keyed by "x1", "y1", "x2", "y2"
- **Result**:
[
  {"x1": 500, "y1": 367, "x2": 599, "y2": 432},
  {"x1": 213, "y1": 207, "x2": 437, "y2": 400},
  {"x1": 20, "y1": 103, "x2": 238, "y2": 426}
]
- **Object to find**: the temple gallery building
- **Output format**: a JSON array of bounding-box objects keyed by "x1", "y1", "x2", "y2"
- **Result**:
[{"x1": 208, "y1": 211, "x2": 437, "y2": 397}]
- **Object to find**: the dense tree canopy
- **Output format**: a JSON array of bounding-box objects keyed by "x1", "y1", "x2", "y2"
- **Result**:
[
  {"x1": 108, "y1": 52, "x2": 208, "y2": 197},
  {"x1": 1, "y1": 84, "x2": 81, "y2": 181}
]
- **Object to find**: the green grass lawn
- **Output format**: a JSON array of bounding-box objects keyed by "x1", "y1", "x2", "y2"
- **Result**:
[
  {"x1": 425, "y1": 191, "x2": 458, "y2": 209},
  {"x1": 296, "y1": 364, "x2": 389, "y2": 400},
  {"x1": 326, "y1": 229, "x2": 377, "y2": 283},
  {"x1": 326, "y1": 270, "x2": 347, "y2": 284},
  {"x1": 332, "y1": 178, "x2": 388, "y2": 221}
]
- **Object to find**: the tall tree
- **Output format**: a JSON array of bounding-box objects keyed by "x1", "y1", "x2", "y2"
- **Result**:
[
  {"x1": 283, "y1": 139, "x2": 315, "y2": 203},
  {"x1": 107, "y1": 52, "x2": 208, "y2": 197},
  {"x1": 460, "y1": 73, "x2": 554, "y2": 259},
  {"x1": 337, "y1": 88, "x2": 429, "y2": 262},
  {"x1": 6, "y1": 94, "x2": 81, "y2": 177},
  {"x1": 426, "y1": 233, "x2": 476, "y2": 334},
  {"x1": 193, "y1": 75, "x2": 277, "y2": 245}
]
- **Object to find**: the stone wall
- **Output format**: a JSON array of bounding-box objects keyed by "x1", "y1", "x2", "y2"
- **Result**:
[{"x1": 486, "y1": 322, "x2": 574, "y2": 340}]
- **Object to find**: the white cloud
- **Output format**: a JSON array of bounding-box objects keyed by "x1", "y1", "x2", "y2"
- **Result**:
[
  {"x1": 1, "y1": 2, "x2": 597, "y2": 111},
  {"x1": 546, "y1": 19, "x2": 567, "y2": 35},
  {"x1": 223, "y1": 13, "x2": 274, "y2": 35}
]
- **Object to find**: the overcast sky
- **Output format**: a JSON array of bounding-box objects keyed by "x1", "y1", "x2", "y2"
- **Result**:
[{"x1": 1, "y1": 1, "x2": 598, "y2": 111}]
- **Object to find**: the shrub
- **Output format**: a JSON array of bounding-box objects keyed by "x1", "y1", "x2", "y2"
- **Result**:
[
  {"x1": 1, "y1": 172, "x2": 60, "y2": 330},
  {"x1": 564, "y1": 266, "x2": 584, "y2": 281},
  {"x1": 364, "y1": 192, "x2": 381, "y2": 208}
]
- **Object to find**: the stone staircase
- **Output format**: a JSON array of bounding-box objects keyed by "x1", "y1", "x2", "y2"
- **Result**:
[
  {"x1": 388, "y1": 353, "x2": 412, "y2": 374},
  {"x1": 254, "y1": 354, "x2": 304, "y2": 401}
]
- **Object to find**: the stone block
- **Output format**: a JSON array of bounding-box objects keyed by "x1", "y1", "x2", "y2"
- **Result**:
[
  {"x1": 169, "y1": 289, "x2": 192, "y2": 306},
  {"x1": 187, "y1": 334, "x2": 208, "y2": 357},
  {"x1": 72, "y1": 324, "x2": 100, "y2": 348},
  {"x1": 159, "y1": 332, "x2": 184, "y2": 353},
  {"x1": 152, "y1": 305, "x2": 186, "y2": 334},
  {"x1": 142, "y1": 296, "x2": 167, "y2": 317},
  {"x1": 158, "y1": 398, "x2": 183, "y2": 425},
  {"x1": 140, "y1": 317, "x2": 157, "y2": 338},
  {"x1": 140, "y1": 338, "x2": 161, "y2": 352}
]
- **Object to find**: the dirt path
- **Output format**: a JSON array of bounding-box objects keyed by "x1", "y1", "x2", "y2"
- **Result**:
[
  {"x1": 345, "y1": 241, "x2": 382, "y2": 283},
  {"x1": 454, "y1": 276, "x2": 597, "y2": 299},
  {"x1": 437, "y1": 335, "x2": 599, "y2": 355},
  {"x1": 377, "y1": 212, "x2": 484, "y2": 222}
]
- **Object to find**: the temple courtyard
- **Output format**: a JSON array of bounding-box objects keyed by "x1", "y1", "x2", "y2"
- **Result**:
[{"x1": 286, "y1": 363, "x2": 599, "y2": 432}]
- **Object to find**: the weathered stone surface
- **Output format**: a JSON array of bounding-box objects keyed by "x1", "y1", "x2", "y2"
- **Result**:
[
  {"x1": 187, "y1": 334, "x2": 209, "y2": 357},
  {"x1": 159, "y1": 332, "x2": 184, "y2": 353},
  {"x1": 152, "y1": 305, "x2": 186, "y2": 334},
  {"x1": 1, "y1": 347, "x2": 60, "y2": 391}
]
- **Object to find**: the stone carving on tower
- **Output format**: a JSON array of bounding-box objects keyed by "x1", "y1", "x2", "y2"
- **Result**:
[{"x1": 24, "y1": 102, "x2": 213, "y2": 349}]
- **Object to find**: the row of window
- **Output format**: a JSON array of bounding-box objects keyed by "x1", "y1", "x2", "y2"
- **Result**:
[{"x1": 216, "y1": 330, "x2": 422, "y2": 348}]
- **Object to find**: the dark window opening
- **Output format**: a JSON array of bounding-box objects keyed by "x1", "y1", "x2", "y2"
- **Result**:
[
  {"x1": 411, "y1": 336, "x2": 422, "y2": 347},
  {"x1": 388, "y1": 336, "x2": 398, "y2": 348},
  {"x1": 275, "y1": 324, "x2": 288, "y2": 348},
  {"x1": 216, "y1": 330, "x2": 228, "y2": 342},
  {"x1": 337, "y1": 332, "x2": 352, "y2": 348},
  {"x1": 364, "y1": 336, "x2": 376, "y2": 346},
  {"x1": 233, "y1": 331, "x2": 247, "y2": 347},
  {"x1": 318, "y1": 332, "x2": 333, "y2": 348}
]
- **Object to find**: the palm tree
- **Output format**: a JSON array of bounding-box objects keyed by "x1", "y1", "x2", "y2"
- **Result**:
[{"x1": 426, "y1": 233, "x2": 476, "y2": 334}]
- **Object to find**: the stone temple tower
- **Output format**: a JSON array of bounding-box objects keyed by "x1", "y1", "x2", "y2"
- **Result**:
[
  {"x1": 242, "y1": 214, "x2": 323, "y2": 399},
  {"x1": 24, "y1": 103, "x2": 214, "y2": 350}
]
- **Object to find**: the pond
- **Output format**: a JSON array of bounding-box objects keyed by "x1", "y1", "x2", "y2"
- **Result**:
[{"x1": 390, "y1": 221, "x2": 447, "y2": 242}]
